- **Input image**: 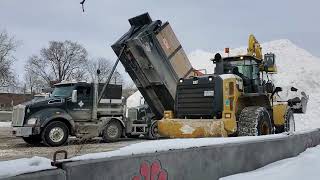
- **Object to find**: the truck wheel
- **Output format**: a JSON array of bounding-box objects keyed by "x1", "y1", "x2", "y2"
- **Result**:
[
  {"x1": 42, "y1": 121, "x2": 69, "y2": 147},
  {"x1": 147, "y1": 121, "x2": 160, "y2": 140},
  {"x1": 238, "y1": 106, "x2": 273, "y2": 136},
  {"x1": 102, "y1": 121, "x2": 122, "y2": 142},
  {"x1": 22, "y1": 135, "x2": 42, "y2": 145}
]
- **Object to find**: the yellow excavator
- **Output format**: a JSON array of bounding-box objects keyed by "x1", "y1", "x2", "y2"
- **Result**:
[{"x1": 158, "y1": 34, "x2": 296, "y2": 138}]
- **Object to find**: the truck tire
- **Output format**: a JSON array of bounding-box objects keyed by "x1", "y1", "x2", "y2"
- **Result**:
[
  {"x1": 276, "y1": 108, "x2": 295, "y2": 133},
  {"x1": 22, "y1": 135, "x2": 42, "y2": 145},
  {"x1": 147, "y1": 121, "x2": 160, "y2": 140},
  {"x1": 41, "y1": 121, "x2": 69, "y2": 147},
  {"x1": 102, "y1": 121, "x2": 122, "y2": 142},
  {"x1": 238, "y1": 106, "x2": 273, "y2": 136}
]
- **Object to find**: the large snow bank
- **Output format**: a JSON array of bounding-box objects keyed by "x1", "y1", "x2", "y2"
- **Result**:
[
  {"x1": 221, "y1": 144, "x2": 320, "y2": 180},
  {"x1": 71, "y1": 134, "x2": 286, "y2": 161},
  {"x1": 0, "y1": 157, "x2": 55, "y2": 178}
]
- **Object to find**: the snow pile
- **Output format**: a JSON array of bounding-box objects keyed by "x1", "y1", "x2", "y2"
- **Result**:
[
  {"x1": 188, "y1": 39, "x2": 320, "y2": 131},
  {"x1": 71, "y1": 134, "x2": 286, "y2": 161},
  {"x1": 0, "y1": 157, "x2": 55, "y2": 178},
  {"x1": 126, "y1": 90, "x2": 143, "y2": 108},
  {"x1": 221, "y1": 144, "x2": 320, "y2": 180}
]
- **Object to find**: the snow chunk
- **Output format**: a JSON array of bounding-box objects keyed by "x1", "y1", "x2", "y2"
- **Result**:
[
  {"x1": 221, "y1": 144, "x2": 320, "y2": 180},
  {"x1": 180, "y1": 125, "x2": 195, "y2": 134},
  {"x1": 0, "y1": 157, "x2": 55, "y2": 178}
]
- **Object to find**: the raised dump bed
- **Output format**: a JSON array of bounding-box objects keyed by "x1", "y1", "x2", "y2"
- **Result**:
[{"x1": 112, "y1": 13, "x2": 194, "y2": 119}]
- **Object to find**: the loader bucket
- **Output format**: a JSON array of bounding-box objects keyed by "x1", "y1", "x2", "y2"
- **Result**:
[{"x1": 157, "y1": 119, "x2": 228, "y2": 138}]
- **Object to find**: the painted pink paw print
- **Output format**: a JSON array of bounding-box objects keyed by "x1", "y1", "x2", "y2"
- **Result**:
[{"x1": 132, "y1": 160, "x2": 168, "y2": 180}]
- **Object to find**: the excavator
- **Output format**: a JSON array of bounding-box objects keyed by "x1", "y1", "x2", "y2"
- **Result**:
[{"x1": 112, "y1": 13, "x2": 307, "y2": 139}]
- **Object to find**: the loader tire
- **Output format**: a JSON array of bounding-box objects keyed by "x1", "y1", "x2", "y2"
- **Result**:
[{"x1": 238, "y1": 106, "x2": 273, "y2": 136}]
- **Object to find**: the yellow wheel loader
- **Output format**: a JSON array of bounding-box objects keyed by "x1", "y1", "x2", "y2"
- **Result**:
[{"x1": 158, "y1": 34, "x2": 296, "y2": 138}]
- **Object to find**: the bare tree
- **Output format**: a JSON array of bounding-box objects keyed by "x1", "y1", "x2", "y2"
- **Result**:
[
  {"x1": 86, "y1": 57, "x2": 123, "y2": 84},
  {"x1": 0, "y1": 30, "x2": 18, "y2": 87},
  {"x1": 24, "y1": 69, "x2": 46, "y2": 94},
  {"x1": 25, "y1": 40, "x2": 88, "y2": 85}
]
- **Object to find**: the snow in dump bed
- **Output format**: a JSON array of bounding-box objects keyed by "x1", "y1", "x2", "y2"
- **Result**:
[
  {"x1": 70, "y1": 134, "x2": 287, "y2": 161},
  {"x1": 0, "y1": 156, "x2": 55, "y2": 178},
  {"x1": 220, "y1": 144, "x2": 320, "y2": 180}
]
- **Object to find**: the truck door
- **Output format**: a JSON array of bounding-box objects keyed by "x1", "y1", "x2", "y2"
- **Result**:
[{"x1": 67, "y1": 85, "x2": 92, "y2": 121}]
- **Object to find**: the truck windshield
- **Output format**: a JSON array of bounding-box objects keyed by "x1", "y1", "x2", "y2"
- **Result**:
[{"x1": 52, "y1": 85, "x2": 74, "y2": 98}]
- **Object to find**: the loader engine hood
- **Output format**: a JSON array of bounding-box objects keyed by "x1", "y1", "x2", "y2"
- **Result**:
[{"x1": 175, "y1": 75, "x2": 223, "y2": 119}]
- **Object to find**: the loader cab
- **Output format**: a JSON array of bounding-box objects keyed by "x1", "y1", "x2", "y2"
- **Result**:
[{"x1": 223, "y1": 55, "x2": 262, "y2": 93}]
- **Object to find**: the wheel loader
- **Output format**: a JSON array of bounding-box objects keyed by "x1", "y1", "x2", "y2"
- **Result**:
[{"x1": 158, "y1": 35, "x2": 298, "y2": 137}]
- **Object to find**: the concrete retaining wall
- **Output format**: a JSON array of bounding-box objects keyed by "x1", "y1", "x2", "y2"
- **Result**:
[
  {"x1": 62, "y1": 130, "x2": 320, "y2": 180},
  {"x1": 0, "y1": 111, "x2": 12, "y2": 122},
  {"x1": 1, "y1": 169, "x2": 66, "y2": 180},
  {"x1": 3, "y1": 129, "x2": 320, "y2": 180}
]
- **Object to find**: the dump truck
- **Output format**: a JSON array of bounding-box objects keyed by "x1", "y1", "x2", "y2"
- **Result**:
[{"x1": 157, "y1": 35, "x2": 305, "y2": 138}]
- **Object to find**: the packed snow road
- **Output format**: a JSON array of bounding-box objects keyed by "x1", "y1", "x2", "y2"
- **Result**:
[{"x1": 0, "y1": 126, "x2": 145, "y2": 161}]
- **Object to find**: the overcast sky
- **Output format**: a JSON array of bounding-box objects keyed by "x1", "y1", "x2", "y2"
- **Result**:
[{"x1": 0, "y1": 0, "x2": 319, "y2": 80}]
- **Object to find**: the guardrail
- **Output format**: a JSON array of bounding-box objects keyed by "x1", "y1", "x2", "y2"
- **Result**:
[{"x1": 2, "y1": 129, "x2": 320, "y2": 180}]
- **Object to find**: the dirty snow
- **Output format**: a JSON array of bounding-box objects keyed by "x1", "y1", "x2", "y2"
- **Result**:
[
  {"x1": 220, "y1": 144, "x2": 320, "y2": 180},
  {"x1": 71, "y1": 133, "x2": 288, "y2": 161},
  {"x1": 0, "y1": 157, "x2": 55, "y2": 178},
  {"x1": 0, "y1": 122, "x2": 11, "y2": 127}
]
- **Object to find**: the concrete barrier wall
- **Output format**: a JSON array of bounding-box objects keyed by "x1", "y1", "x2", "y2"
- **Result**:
[
  {"x1": 3, "y1": 129, "x2": 320, "y2": 180},
  {"x1": 62, "y1": 130, "x2": 320, "y2": 180},
  {"x1": 1, "y1": 169, "x2": 66, "y2": 180},
  {"x1": 0, "y1": 111, "x2": 12, "y2": 122}
]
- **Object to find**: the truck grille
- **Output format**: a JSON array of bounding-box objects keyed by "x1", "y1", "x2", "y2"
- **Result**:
[{"x1": 12, "y1": 105, "x2": 26, "y2": 127}]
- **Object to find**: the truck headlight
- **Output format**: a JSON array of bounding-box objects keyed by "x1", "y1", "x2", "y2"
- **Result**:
[{"x1": 26, "y1": 118, "x2": 38, "y2": 125}]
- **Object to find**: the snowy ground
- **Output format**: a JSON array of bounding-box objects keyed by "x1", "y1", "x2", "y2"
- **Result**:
[{"x1": 220, "y1": 144, "x2": 320, "y2": 180}]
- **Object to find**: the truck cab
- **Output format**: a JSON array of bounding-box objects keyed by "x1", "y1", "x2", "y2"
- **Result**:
[{"x1": 12, "y1": 81, "x2": 124, "y2": 146}]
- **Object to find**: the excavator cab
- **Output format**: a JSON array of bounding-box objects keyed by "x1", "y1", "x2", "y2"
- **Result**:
[{"x1": 264, "y1": 53, "x2": 277, "y2": 73}]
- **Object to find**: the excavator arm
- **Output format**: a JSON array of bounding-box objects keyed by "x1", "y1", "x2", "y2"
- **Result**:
[{"x1": 247, "y1": 34, "x2": 263, "y2": 60}]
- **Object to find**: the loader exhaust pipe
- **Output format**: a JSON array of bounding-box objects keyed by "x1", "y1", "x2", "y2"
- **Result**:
[{"x1": 212, "y1": 53, "x2": 224, "y2": 75}]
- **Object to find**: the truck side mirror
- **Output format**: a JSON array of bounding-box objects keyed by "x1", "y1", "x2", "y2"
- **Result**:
[{"x1": 71, "y1": 90, "x2": 78, "y2": 103}]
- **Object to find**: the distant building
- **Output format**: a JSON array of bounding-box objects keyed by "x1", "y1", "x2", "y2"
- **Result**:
[{"x1": 0, "y1": 93, "x2": 32, "y2": 111}]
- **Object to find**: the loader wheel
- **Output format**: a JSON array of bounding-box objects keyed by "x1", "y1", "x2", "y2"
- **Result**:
[
  {"x1": 238, "y1": 106, "x2": 273, "y2": 136},
  {"x1": 42, "y1": 121, "x2": 69, "y2": 147},
  {"x1": 102, "y1": 121, "x2": 122, "y2": 142},
  {"x1": 22, "y1": 135, "x2": 42, "y2": 145}
]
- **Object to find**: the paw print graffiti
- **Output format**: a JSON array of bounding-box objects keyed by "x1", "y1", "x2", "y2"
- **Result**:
[{"x1": 132, "y1": 160, "x2": 168, "y2": 180}]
